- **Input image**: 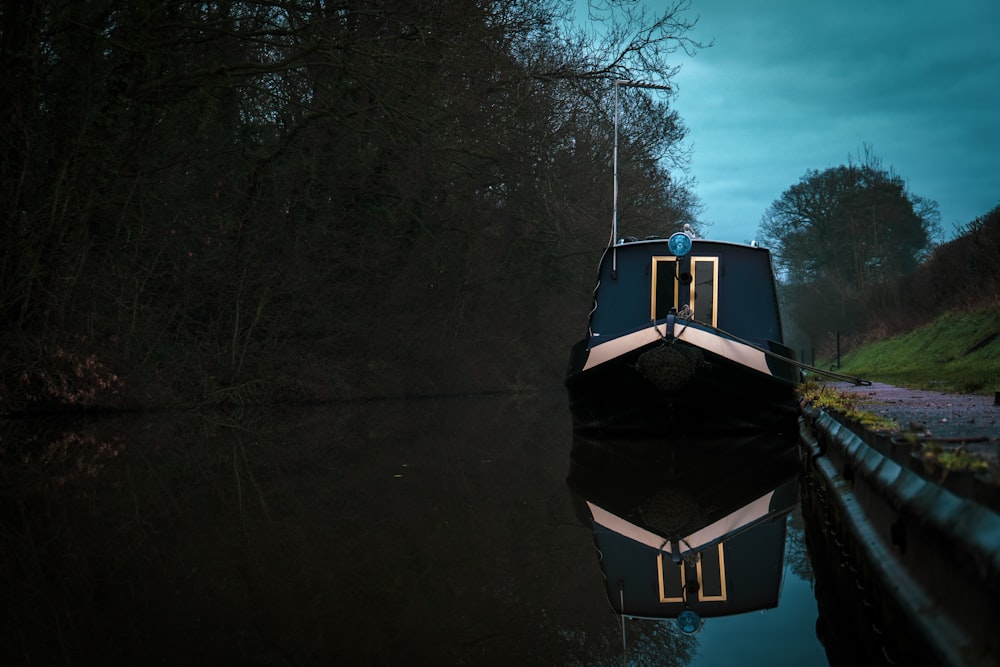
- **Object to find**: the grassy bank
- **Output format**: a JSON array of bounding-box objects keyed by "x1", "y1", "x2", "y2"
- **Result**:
[{"x1": 828, "y1": 308, "x2": 1000, "y2": 394}]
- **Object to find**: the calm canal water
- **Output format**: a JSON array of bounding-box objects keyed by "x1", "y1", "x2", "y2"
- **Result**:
[{"x1": 1, "y1": 391, "x2": 833, "y2": 666}]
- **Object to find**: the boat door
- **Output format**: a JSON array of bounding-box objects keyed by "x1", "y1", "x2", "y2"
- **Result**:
[{"x1": 651, "y1": 255, "x2": 719, "y2": 326}]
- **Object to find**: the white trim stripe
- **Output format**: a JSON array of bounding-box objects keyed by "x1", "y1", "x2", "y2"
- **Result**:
[
  {"x1": 587, "y1": 491, "x2": 775, "y2": 554},
  {"x1": 582, "y1": 323, "x2": 772, "y2": 376}
]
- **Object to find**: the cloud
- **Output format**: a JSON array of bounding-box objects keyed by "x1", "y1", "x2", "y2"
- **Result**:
[{"x1": 671, "y1": 0, "x2": 1000, "y2": 241}]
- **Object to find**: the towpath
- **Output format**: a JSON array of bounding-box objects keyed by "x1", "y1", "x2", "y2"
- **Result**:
[
  {"x1": 821, "y1": 380, "x2": 1000, "y2": 510},
  {"x1": 832, "y1": 381, "x2": 1000, "y2": 441}
]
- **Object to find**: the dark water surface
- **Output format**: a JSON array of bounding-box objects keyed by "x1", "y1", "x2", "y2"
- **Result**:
[{"x1": 1, "y1": 392, "x2": 829, "y2": 666}]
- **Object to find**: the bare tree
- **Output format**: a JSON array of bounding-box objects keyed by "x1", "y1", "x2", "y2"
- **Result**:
[{"x1": 1, "y1": 0, "x2": 707, "y2": 407}]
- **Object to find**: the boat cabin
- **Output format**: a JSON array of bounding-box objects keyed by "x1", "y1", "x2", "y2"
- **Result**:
[
  {"x1": 588, "y1": 238, "x2": 785, "y2": 346},
  {"x1": 589, "y1": 498, "x2": 790, "y2": 620}
]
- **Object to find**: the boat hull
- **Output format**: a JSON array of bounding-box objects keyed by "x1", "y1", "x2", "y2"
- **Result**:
[{"x1": 565, "y1": 327, "x2": 799, "y2": 436}]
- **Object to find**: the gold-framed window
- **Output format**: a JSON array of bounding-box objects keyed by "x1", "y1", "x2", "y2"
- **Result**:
[
  {"x1": 691, "y1": 257, "x2": 719, "y2": 327},
  {"x1": 656, "y1": 550, "x2": 687, "y2": 603},
  {"x1": 656, "y1": 543, "x2": 728, "y2": 603},
  {"x1": 650, "y1": 256, "x2": 719, "y2": 326},
  {"x1": 650, "y1": 256, "x2": 679, "y2": 321}
]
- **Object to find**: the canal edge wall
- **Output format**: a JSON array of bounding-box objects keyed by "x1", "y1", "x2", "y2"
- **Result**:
[{"x1": 799, "y1": 405, "x2": 1000, "y2": 667}]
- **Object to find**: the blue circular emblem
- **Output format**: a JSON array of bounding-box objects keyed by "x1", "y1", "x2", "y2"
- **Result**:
[
  {"x1": 677, "y1": 609, "x2": 701, "y2": 634},
  {"x1": 668, "y1": 232, "x2": 693, "y2": 257}
]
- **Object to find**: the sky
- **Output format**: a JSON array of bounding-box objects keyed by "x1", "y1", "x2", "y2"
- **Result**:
[{"x1": 652, "y1": 0, "x2": 1000, "y2": 244}]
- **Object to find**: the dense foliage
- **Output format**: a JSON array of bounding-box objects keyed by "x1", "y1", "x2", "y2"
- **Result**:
[
  {"x1": 762, "y1": 153, "x2": 1000, "y2": 361},
  {"x1": 758, "y1": 148, "x2": 941, "y2": 350},
  {"x1": 898, "y1": 204, "x2": 1000, "y2": 317},
  {"x1": 0, "y1": 0, "x2": 705, "y2": 411}
]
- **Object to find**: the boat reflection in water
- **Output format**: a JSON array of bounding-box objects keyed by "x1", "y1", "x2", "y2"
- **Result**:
[{"x1": 567, "y1": 430, "x2": 800, "y2": 634}]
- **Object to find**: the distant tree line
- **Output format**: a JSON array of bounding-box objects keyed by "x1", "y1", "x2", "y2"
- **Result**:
[
  {"x1": 890, "y1": 203, "x2": 1000, "y2": 329},
  {"x1": 0, "y1": 0, "x2": 705, "y2": 412},
  {"x1": 759, "y1": 146, "x2": 999, "y2": 358}
]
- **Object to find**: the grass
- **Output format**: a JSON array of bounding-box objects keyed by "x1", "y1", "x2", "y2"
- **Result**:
[
  {"x1": 828, "y1": 308, "x2": 1000, "y2": 395},
  {"x1": 797, "y1": 379, "x2": 899, "y2": 432},
  {"x1": 918, "y1": 442, "x2": 990, "y2": 476}
]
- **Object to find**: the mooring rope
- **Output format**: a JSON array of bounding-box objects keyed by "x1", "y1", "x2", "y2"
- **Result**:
[
  {"x1": 652, "y1": 318, "x2": 872, "y2": 386},
  {"x1": 749, "y1": 337, "x2": 873, "y2": 386}
]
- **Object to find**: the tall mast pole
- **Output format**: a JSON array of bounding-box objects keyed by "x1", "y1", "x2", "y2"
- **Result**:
[{"x1": 610, "y1": 80, "x2": 671, "y2": 278}]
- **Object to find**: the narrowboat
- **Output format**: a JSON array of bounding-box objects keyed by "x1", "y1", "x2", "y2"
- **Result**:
[
  {"x1": 567, "y1": 430, "x2": 800, "y2": 628},
  {"x1": 565, "y1": 231, "x2": 801, "y2": 434}
]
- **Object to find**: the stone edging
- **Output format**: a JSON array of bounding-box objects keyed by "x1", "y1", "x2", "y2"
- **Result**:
[{"x1": 800, "y1": 405, "x2": 1000, "y2": 666}]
